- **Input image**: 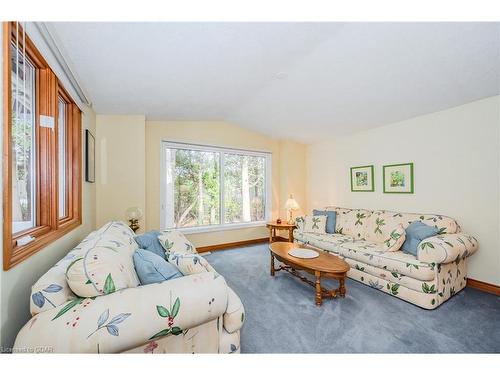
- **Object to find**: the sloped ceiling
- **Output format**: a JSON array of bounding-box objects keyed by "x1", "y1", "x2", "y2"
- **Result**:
[{"x1": 50, "y1": 22, "x2": 500, "y2": 143}]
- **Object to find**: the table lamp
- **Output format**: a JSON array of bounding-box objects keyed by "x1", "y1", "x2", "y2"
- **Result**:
[
  {"x1": 285, "y1": 194, "x2": 300, "y2": 224},
  {"x1": 125, "y1": 206, "x2": 143, "y2": 233}
]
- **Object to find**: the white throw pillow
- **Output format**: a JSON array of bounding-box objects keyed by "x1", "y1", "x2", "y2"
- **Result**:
[
  {"x1": 382, "y1": 224, "x2": 406, "y2": 252},
  {"x1": 158, "y1": 230, "x2": 197, "y2": 255},
  {"x1": 303, "y1": 215, "x2": 327, "y2": 234}
]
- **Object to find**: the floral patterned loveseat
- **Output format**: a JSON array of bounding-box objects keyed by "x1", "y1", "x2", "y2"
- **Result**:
[
  {"x1": 294, "y1": 207, "x2": 478, "y2": 309},
  {"x1": 14, "y1": 222, "x2": 244, "y2": 353}
]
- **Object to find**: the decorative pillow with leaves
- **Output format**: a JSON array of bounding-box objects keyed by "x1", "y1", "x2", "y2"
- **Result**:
[
  {"x1": 302, "y1": 215, "x2": 327, "y2": 234},
  {"x1": 158, "y1": 230, "x2": 197, "y2": 256},
  {"x1": 382, "y1": 224, "x2": 406, "y2": 252},
  {"x1": 295, "y1": 216, "x2": 305, "y2": 232},
  {"x1": 66, "y1": 231, "x2": 140, "y2": 297},
  {"x1": 166, "y1": 252, "x2": 213, "y2": 276}
]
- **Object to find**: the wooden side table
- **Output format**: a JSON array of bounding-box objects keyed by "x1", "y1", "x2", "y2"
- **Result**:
[{"x1": 266, "y1": 222, "x2": 296, "y2": 243}]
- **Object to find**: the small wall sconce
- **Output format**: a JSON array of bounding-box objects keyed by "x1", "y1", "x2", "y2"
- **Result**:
[{"x1": 125, "y1": 206, "x2": 143, "y2": 233}]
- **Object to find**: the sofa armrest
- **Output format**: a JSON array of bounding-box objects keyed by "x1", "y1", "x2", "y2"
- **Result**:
[
  {"x1": 417, "y1": 233, "x2": 478, "y2": 264},
  {"x1": 14, "y1": 272, "x2": 228, "y2": 353},
  {"x1": 223, "y1": 287, "x2": 245, "y2": 333}
]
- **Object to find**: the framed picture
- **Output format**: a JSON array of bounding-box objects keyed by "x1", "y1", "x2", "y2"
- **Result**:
[
  {"x1": 350, "y1": 165, "x2": 374, "y2": 192},
  {"x1": 383, "y1": 163, "x2": 414, "y2": 194},
  {"x1": 85, "y1": 129, "x2": 95, "y2": 183}
]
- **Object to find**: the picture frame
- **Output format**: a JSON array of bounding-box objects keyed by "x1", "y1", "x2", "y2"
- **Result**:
[
  {"x1": 383, "y1": 163, "x2": 414, "y2": 194},
  {"x1": 350, "y1": 165, "x2": 374, "y2": 192},
  {"x1": 85, "y1": 129, "x2": 95, "y2": 183}
]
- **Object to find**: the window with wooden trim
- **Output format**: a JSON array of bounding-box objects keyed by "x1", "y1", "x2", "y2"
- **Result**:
[{"x1": 3, "y1": 22, "x2": 82, "y2": 270}]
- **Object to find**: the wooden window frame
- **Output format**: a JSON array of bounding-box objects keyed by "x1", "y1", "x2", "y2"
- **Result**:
[{"x1": 3, "y1": 22, "x2": 81, "y2": 270}]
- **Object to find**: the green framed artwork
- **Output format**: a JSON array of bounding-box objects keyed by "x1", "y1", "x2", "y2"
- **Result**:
[
  {"x1": 350, "y1": 165, "x2": 374, "y2": 192},
  {"x1": 383, "y1": 163, "x2": 414, "y2": 194}
]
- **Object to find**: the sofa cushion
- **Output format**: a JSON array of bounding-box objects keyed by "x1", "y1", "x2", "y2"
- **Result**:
[
  {"x1": 303, "y1": 215, "x2": 327, "y2": 233},
  {"x1": 134, "y1": 230, "x2": 165, "y2": 258},
  {"x1": 328, "y1": 207, "x2": 459, "y2": 241},
  {"x1": 133, "y1": 249, "x2": 182, "y2": 285},
  {"x1": 402, "y1": 221, "x2": 439, "y2": 256},
  {"x1": 294, "y1": 231, "x2": 435, "y2": 281},
  {"x1": 166, "y1": 252, "x2": 214, "y2": 276},
  {"x1": 382, "y1": 224, "x2": 406, "y2": 252},
  {"x1": 334, "y1": 208, "x2": 371, "y2": 239},
  {"x1": 66, "y1": 221, "x2": 140, "y2": 297},
  {"x1": 158, "y1": 230, "x2": 197, "y2": 255},
  {"x1": 365, "y1": 211, "x2": 417, "y2": 243},
  {"x1": 313, "y1": 209, "x2": 336, "y2": 234}
]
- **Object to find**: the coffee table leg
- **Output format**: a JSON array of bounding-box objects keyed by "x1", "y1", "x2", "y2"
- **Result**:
[
  {"x1": 339, "y1": 277, "x2": 346, "y2": 297},
  {"x1": 270, "y1": 253, "x2": 275, "y2": 276},
  {"x1": 315, "y1": 271, "x2": 322, "y2": 305}
]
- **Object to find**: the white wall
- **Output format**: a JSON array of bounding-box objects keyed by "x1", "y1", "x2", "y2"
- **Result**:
[
  {"x1": 96, "y1": 115, "x2": 146, "y2": 230},
  {"x1": 307, "y1": 96, "x2": 500, "y2": 285},
  {"x1": 0, "y1": 24, "x2": 97, "y2": 349}
]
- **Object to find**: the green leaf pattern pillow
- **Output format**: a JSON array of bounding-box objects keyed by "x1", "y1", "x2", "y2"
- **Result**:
[
  {"x1": 158, "y1": 230, "x2": 197, "y2": 256},
  {"x1": 382, "y1": 224, "x2": 406, "y2": 252},
  {"x1": 303, "y1": 215, "x2": 327, "y2": 234}
]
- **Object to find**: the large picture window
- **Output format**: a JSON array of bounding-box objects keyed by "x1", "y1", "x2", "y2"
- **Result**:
[
  {"x1": 3, "y1": 22, "x2": 82, "y2": 270},
  {"x1": 161, "y1": 142, "x2": 271, "y2": 232}
]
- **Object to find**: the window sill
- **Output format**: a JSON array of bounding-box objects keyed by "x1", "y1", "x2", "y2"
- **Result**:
[
  {"x1": 5, "y1": 219, "x2": 81, "y2": 270},
  {"x1": 172, "y1": 221, "x2": 267, "y2": 235}
]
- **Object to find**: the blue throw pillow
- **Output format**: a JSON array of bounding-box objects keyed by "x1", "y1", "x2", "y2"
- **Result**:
[
  {"x1": 133, "y1": 249, "x2": 183, "y2": 285},
  {"x1": 401, "y1": 221, "x2": 439, "y2": 256},
  {"x1": 134, "y1": 230, "x2": 165, "y2": 258},
  {"x1": 313, "y1": 209, "x2": 336, "y2": 234}
]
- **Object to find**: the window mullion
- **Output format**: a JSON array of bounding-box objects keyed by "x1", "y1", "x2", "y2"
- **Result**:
[{"x1": 220, "y1": 152, "x2": 225, "y2": 226}]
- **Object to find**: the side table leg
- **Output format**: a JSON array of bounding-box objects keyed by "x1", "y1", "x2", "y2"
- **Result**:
[
  {"x1": 339, "y1": 277, "x2": 346, "y2": 297},
  {"x1": 268, "y1": 227, "x2": 273, "y2": 243},
  {"x1": 270, "y1": 254, "x2": 275, "y2": 276},
  {"x1": 315, "y1": 271, "x2": 322, "y2": 306}
]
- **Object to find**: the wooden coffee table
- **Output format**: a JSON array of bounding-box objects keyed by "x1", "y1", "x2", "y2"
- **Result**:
[{"x1": 269, "y1": 241, "x2": 350, "y2": 305}]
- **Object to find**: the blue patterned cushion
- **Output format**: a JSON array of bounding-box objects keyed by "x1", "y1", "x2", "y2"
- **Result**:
[
  {"x1": 133, "y1": 249, "x2": 182, "y2": 285},
  {"x1": 401, "y1": 221, "x2": 439, "y2": 256},
  {"x1": 134, "y1": 230, "x2": 165, "y2": 258},
  {"x1": 313, "y1": 209, "x2": 336, "y2": 234}
]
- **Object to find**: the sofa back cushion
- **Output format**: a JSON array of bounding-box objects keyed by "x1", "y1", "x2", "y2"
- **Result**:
[
  {"x1": 326, "y1": 206, "x2": 459, "y2": 243},
  {"x1": 303, "y1": 215, "x2": 327, "y2": 234},
  {"x1": 365, "y1": 211, "x2": 417, "y2": 243},
  {"x1": 66, "y1": 221, "x2": 140, "y2": 297},
  {"x1": 334, "y1": 208, "x2": 371, "y2": 240}
]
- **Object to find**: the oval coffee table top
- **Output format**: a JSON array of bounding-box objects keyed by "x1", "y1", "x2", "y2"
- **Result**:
[{"x1": 269, "y1": 241, "x2": 349, "y2": 274}]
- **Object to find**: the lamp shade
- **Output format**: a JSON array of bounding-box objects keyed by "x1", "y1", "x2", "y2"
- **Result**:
[
  {"x1": 284, "y1": 195, "x2": 300, "y2": 211},
  {"x1": 125, "y1": 206, "x2": 143, "y2": 220}
]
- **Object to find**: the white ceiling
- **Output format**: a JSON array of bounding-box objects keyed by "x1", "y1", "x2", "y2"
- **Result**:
[{"x1": 49, "y1": 22, "x2": 500, "y2": 143}]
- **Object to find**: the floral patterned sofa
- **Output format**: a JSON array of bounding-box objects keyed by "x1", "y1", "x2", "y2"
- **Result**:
[
  {"x1": 294, "y1": 207, "x2": 478, "y2": 309},
  {"x1": 14, "y1": 222, "x2": 244, "y2": 353}
]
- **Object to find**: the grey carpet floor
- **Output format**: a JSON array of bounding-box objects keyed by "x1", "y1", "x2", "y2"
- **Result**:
[{"x1": 204, "y1": 243, "x2": 500, "y2": 353}]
